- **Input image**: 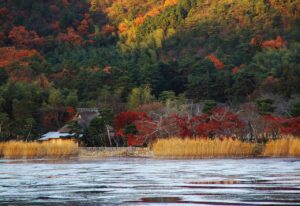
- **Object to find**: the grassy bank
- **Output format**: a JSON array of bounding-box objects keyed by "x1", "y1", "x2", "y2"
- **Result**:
[
  {"x1": 263, "y1": 137, "x2": 300, "y2": 157},
  {"x1": 152, "y1": 138, "x2": 257, "y2": 158},
  {"x1": 152, "y1": 137, "x2": 300, "y2": 158},
  {"x1": 1, "y1": 137, "x2": 299, "y2": 159},
  {"x1": 0, "y1": 140, "x2": 78, "y2": 158}
]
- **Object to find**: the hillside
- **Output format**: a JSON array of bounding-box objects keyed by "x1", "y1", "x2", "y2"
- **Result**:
[{"x1": 0, "y1": 0, "x2": 299, "y2": 140}]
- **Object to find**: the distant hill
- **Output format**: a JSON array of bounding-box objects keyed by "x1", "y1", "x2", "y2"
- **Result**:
[{"x1": 0, "y1": 0, "x2": 299, "y2": 139}]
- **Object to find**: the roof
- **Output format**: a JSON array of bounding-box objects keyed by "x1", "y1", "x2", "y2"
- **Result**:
[
  {"x1": 58, "y1": 124, "x2": 72, "y2": 133},
  {"x1": 39, "y1": 132, "x2": 82, "y2": 141},
  {"x1": 77, "y1": 108, "x2": 99, "y2": 113}
]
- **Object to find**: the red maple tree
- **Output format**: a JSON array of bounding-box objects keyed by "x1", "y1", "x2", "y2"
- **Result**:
[
  {"x1": 8, "y1": 26, "x2": 44, "y2": 48},
  {"x1": 207, "y1": 54, "x2": 224, "y2": 70},
  {"x1": 262, "y1": 36, "x2": 287, "y2": 49}
]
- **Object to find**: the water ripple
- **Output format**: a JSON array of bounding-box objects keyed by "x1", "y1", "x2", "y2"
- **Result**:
[{"x1": 0, "y1": 158, "x2": 299, "y2": 205}]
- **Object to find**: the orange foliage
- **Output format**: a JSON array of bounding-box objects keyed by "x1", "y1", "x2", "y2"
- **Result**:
[
  {"x1": 133, "y1": 16, "x2": 146, "y2": 26},
  {"x1": 250, "y1": 36, "x2": 264, "y2": 46},
  {"x1": 116, "y1": 2, "x2": 171, "y2": 31},
  {"x1": 8, "y1": 26, "x2": 44, "y2": 48},
  {"x1": 250, "y1": 38, "x2": 258, "y2": 46},
  {"x1": 102, "y1": 24, "x2": 115, "y2": 35},
  {"x1": 164, "y1": 0, "x2": 178, "y2": 7},
  {"x1": 131, "y1": 5, "x2": 163, "y2": 27},
  {"x1": 0, "y1": 47, "x2": 39, "y2": 68},
  {"x1": 118, "y1": 22, "x2": 129, "y2": 34},
  {"x1": 57, "y1": 27, "x2": 84, "y2": 45},
  {"x1": 262, "y1": 36, "x2": 287, "y2": 49},
  {"x1": 207, "y1": 54, "x2": 224, "y2": 70},
  {"x1": 39, "y1": 74, "x2": 50, "y2": 89},
  {"x1": 145, "y1": 6, "x2": 163, "y2": 17},
  {"x1": 103, "y1": 66, "x2": 111, "y2": 74},
  {"x1": 232, "y1": 64, "x2": 245, "y2": 75},
  {"x1": 133, "y1": 4, "x2": 165, "y2": 28}
]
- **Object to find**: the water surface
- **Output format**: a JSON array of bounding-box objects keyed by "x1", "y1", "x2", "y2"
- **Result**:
[{"x1": 0, "y1": 158, "x2": 300, "y2": 205}]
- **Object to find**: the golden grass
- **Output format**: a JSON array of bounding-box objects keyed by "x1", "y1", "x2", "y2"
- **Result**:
[
  {"x1": 262, "y1": 137, "x2": 300, "y2": 157},
  {"x1": 152, "y1": 137, "x2": 257, "y2": 158},
  {"x1": 0, "y1": 140, "x2": 78, "y2": 158},
  {"x1": 0, "y1": 142, "x2": 4, "y2": 157}
]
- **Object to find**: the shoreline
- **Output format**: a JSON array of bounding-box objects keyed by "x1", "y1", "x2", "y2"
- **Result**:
[{"x1": 2, "y1": 148, "x2": 300, "y2": 160}]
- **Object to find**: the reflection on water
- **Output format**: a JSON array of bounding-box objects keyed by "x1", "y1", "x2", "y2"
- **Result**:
[{"x1": 0, "y1": 158, "x2": 300, "y2": 205}]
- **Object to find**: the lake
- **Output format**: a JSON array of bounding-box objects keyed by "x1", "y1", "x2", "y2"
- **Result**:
[{"x1": 0, "y1": 158, "x2": 300, "y2": 205}]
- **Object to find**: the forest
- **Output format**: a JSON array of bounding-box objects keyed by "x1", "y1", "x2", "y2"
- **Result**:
[{"x1": 0, "y1": 0, "x2": 299, "y2": 145}]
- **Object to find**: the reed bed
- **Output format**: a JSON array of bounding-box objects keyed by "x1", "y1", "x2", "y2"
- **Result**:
[
  {"x1": 152, "y1": 137, "x2": 256, "y2": 158},
  {"x1": 0, "y1": 140, "x2": 78, "y2": 158},
  {"x1": 262, "y1": 137, "x2": 300, "y2": 157}
]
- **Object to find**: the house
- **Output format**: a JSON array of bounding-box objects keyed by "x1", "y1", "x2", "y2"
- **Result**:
[
  {"x1": 38, "y1": 131, "x2": 82, "y2": 142},
  {"x1": 39, "y1": 108, "x2": 118, "y2": 146},
  {"x1": 39, "y1": 108, "x2": 99, "y2": 142}
]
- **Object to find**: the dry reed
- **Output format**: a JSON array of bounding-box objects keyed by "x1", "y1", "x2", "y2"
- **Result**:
[
  {"x1": 152, "y1": 137, "x2": 256, "y2": 158},
  {"x1": 262, "y1": 136, "x2": 300, "y2": 157},
  {"x1": 0, "y1": 140, "x2": 78, "y2": 158}
]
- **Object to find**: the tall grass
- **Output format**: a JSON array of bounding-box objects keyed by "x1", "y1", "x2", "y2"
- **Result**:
[
  {"x1": 0, "y1": 140, "x2": 78, "y2": 158},
  {"x1": 152, "y1": 137, "x2": 256, "y2": 158},
  {"x1": 263, "y1": 137, "x2": 300, "y2": 157}
]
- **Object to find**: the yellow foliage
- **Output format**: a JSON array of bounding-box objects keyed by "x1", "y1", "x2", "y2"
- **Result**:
[
  {"x1": 0, "y1": 140, "x2": 78, "y2": 158},
  {"x1": 152, "y1": 137, "x2": 256, "y2": 158}
]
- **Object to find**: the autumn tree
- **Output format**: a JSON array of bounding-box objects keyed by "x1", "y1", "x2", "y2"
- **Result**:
[
  {"x1": 207, "y1": 54, "x2": 224, "y2": 70},
  {"x1": 57, "y1": 27, "x2": 84, "y2": 45},
  {"x1": 8, "y1": 26, "x2": 44, "y2": 48}
]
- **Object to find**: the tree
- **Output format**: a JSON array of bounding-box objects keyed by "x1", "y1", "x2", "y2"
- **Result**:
[
  {"x1": 202, "y1": 100, "x2": 217, "y2": 114},
  {"x1": 12, "y1": 99, "x2": 36, "y2": 139},
  {"x1": 290, "y1": 101, "x2": 300, "y2": 117},
  {"x1": 207, "y1": 54, "x2": 224, "y2": 70},
  {"x1": 89, "y1": 0, "x2": 100, "y2": 12},
  {"x1": 0, "y1": 113, "x2": 10, "y2": 140},
  {"x1": 23, "y1": 118, "x2": 36, "y2": 141},
  {"x1": 127, "y1": 86, "x2": 155, "y2": 110},
  {"x1": 65, "y1": 90, "x2": 78, "y2": 107},
  {"x1": 159, "y1": 91, "x2": 177, "y2": 103},
  {"x1": 281, "y1": 117, "x2": 300, "y2": 136},
  {"x1": 83, "y1": 117, "x2": 109, "y2": 147},
  {"x1": 115, "y1": 111, "x2": 147, "y2": 131},
  {"x1": 262, "y1": 36, "x2": 287, "y2": 49},
  {"x1": 48, "y1": 88, "x2": 63, "y2": 107},
  {"x1": 56, "y1": 27, "x2": 84, "y2": 45},
  {"x1": 0, "y1": 69, "x2": 8, "y2": 86},
  {"x1": 69, "y1": 120, "x2": 82, "y2": 139},
  {"x1": 8, "y1": 26, "x2": 44, "y2": 48},
  {"x1": 256, "y1": 98, "x2": 275, "y2": 115}
]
